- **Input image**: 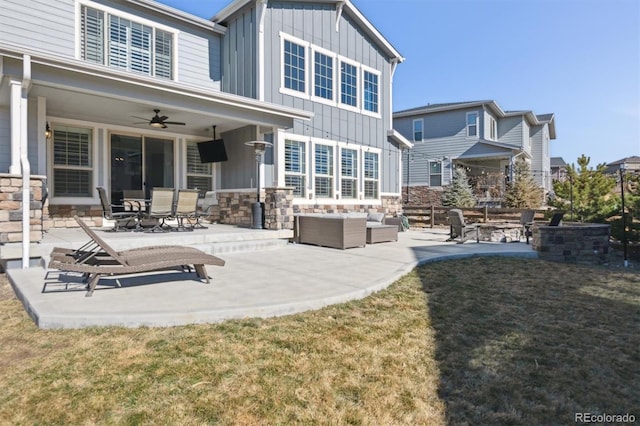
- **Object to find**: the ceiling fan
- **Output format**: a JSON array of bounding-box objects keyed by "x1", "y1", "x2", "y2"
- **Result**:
[{"x1": 133, "y1": 109, "x2": 186, "y2": 129}]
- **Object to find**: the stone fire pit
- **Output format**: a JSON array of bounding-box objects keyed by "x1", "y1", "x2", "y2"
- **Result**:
[{"x1": 477, "y1": 223, "x2": 522, "y2": 243}]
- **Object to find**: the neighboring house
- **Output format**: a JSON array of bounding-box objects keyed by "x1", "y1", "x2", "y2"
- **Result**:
[
  {"x1": 606, "y1": 156, "x2": 640, "y2": 175},
  {"x1": 550, "y1": 157, "x2": 567, "y2": 181},
  {"x1": 393, "y1": 100, "x2": 556, "y2": 205},
  {"x1": 0, "y1": 0, "x2": 409, "y2": 236}
]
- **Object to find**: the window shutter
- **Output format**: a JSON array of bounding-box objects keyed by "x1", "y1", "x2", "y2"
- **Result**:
[
  {"x1": 81, "y1": 6, "x2": 104, "y2": 64},
  {"x1": 155, "y1": 29, "x2": 173, "y2": 79}
]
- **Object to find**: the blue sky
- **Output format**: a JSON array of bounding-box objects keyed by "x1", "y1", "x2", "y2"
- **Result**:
[{"x1": 157, "y1": 0, "x2": 640, "y2": 167}]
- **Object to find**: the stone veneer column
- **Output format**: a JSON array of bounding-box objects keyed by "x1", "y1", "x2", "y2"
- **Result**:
[
  {"x1": 264, "y1": 187, "x2": 294, "y2": 230},
  {"x1": 0, "y1": 174, "x2": 47, "y2": 243}
]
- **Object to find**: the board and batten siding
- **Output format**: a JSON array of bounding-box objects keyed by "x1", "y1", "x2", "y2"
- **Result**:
[
  {"x1": 0, "y1": 107, "x2": 10, "y2": 173},
  {"x1": 260, "y1": 1, "x2": 398, "y2": 193},
  {"x1": 221, "y1": 6, "x2": 257, "y2": 98}
]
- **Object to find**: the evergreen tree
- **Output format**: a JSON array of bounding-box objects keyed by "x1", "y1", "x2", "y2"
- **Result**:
[
  {"x1": 503, "y1": 158, "x2": 544, "y2": 208},
  {"x1": 550, "y1": 154, "x2": 618, "y2": 222},
  {"x1": 442, "y1": 166, "x2": 476, "y2": 207}
]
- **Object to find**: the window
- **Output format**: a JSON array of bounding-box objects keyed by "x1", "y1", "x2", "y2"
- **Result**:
[
  {"x1": 285, "y1": 140, "x2": 306, "y2": 197},
  {"x1": 52, "y1": 125, "x2": 93, "y2": 197},
  {"x1": 413, "y1": 119, "x2": 423, "y2": 142},
  {"x1": 340, "y1": 62, "x2": 358, "y2": 107},
  {"x1": 364, "y1": 151, "x2": 379, "y2": 199},
  {"x1": 284, "y1": 39, "x2": 306, "y2": 93},
  {"x1": 315, "y1": 145, "x2": 334, "y2": 198},
  {"x1": 314, "y1": 51, "x2": 333, "y2": 100},
  {"x1": 363, "y1": 70, "x2": 379, "y2": 113},
  {"x1": 186, "y1": 141, "x2": 213, "y2": 196},
  {"x1": 429, "y1": 161, "x2": 442, "y2": 186},
  {"x1": 80, "y1": 5, "x2": 173, "y2": 79},
  {"x1": 489, "y1": 116, "x2": 497, "y2": 140},
  {"x1": 341, "y1": 148, "x2": 358, "y2": 198},
  {"x1": 467, "y1": 112, "x2": 478, "y2": 137}
]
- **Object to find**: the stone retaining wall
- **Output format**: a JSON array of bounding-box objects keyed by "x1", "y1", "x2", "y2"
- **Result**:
[
  {"x1": 532, "y1": 223, "x2": 610, "y2": 264},
  {"x1": 0, "y1": 174, "x2": 47, "y2": 243}
]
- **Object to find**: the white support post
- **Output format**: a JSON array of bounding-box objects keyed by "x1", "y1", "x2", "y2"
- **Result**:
[{"x1": 9, "y1": 79, "x2": 22, "y2": 174}]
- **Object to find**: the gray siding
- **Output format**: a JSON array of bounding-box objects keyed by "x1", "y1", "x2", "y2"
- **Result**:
[
  {"x1": 0, "y1": 0, "x2": 75, "y2": 56},
  {"x1": 0, "y1": 0, "x2": 222, "y2": 90},
  {"x1": 260, "y1": 1, "x2": 398, "y2": 193},
  {"x1": 219, "y1": 125, "x2": 258, "y2": 189},
  {"x1": 221, "y1": 6, "x2": 257, "y2": 97},
  {"x1": 530, "y1": 124, "x2": 551, "y2": 191},
  {"x1": 498, "y1": 116, "x2": 525, "y2": 148}
]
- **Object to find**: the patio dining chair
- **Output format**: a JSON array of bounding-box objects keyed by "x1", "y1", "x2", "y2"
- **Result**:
[
  {"x1": 447, "y1": 209, "x2": 479, "y2": 243},
  {"x1": 174, "y1": 189, "x2": 199, "y2": 231},
  {"x1": 143, "y1": 187, "x2": 175, "y2": 232},
  {"x1": 96, "y1": 187, "x2": 138, "y2": 232},
  {"x1": 520, "y1": 209, "x2": 536, "y2": 244}
]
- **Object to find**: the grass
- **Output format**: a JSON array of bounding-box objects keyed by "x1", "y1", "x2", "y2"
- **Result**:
[{"x1": 0, "y1": 257, "x2": 639, "y2": 425}]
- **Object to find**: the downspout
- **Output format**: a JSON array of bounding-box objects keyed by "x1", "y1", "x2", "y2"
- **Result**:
[{"x1": 21, "y1": 55, "x2": 32, "y2": 268}]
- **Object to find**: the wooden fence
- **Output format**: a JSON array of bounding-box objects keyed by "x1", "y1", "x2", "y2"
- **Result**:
[{"x1": 402, "y1": 205, "x2": 547, "y2": 228}]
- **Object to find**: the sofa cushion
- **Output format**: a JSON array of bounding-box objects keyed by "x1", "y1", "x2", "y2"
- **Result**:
[{"x1": 367, "y1": 212, "x2": 385, "y2": 223}]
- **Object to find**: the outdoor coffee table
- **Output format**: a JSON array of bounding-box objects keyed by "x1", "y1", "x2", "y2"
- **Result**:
[{"x1": 366, "y1": 224, "x2": 398, "y2": 244}]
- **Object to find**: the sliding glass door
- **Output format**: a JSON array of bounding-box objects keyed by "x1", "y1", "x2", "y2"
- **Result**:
[{"x1": 110, "y1": 134, "x2": 174, "y2": 201}]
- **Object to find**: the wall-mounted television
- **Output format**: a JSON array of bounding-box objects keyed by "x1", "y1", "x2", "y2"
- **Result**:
[{"x1": 197, "y1": 139, "x2": 227, "y2": 163}]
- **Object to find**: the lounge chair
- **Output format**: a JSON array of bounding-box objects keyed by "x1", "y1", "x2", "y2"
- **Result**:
[
  {"x1": 48, "y1": 216, "x2": 225, "y2": 297},
  {"x1": 520, "y1": 209, "x2": 536, "y2": 244},
  {"x1": 97, "y1": 187, "x2": 139, "y2": 232},
  {"x1": 447, "y1": 209, "x2": 479, "y2": 243},
  {"x1": 549, "y1": 211, "x2": 564, "y2": 226}
]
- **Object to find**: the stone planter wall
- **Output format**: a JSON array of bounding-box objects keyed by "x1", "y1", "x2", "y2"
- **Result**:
[
  {"x1": 532, "y1": 223, "x2": 610, "y2": 264},
  {"x1": 0, "y1": 174, "x2": 47, "y2": 243}
]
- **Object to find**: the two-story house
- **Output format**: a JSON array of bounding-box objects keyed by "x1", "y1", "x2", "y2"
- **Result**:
[
  {"x1": 0, "y1": 0, "x2": 409, "y2": 239},
  {"x1": 393, "y1": 100, "x2": 555, "y2": 205}
]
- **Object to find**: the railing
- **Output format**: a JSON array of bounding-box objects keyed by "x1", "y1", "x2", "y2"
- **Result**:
[{"x1": 402, "y1": 205, "x2": 546, "y2": 228}]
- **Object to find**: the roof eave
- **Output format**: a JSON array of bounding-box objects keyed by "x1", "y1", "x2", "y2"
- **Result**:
[{"x1": 128, "y1": 0, "x2": 226, "y2": 34}]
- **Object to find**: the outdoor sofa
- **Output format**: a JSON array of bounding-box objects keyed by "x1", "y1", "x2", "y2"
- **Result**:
[{"x1": 296, "y1": 212, "x2": 397, "y2": 249}]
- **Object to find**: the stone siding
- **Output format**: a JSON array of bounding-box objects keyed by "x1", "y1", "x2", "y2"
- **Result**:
[
  {"x1": 0, "y1": 174, "x2": 47, "y2": 243},
  {"x1": 532, "y1": 223, "x2": 610, "y2": 265},
  {"x1": 402, "y1": 186, "x2": 443, "y2": 207},
  {"x1": 293, "y1": 195, "x2": 403, "y2": 218},
  {"x1": 47, "y1": 205, "x2": 104, "y2": 229}
]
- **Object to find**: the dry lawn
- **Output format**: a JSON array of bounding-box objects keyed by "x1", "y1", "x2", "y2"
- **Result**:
[{"x1": 0, "y1": 257, "x2": 638, "y2": 425}]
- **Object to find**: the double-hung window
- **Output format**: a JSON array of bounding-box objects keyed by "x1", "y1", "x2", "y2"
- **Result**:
[
  {"x1": 363, "y1": 69, "x2": 379, "y2": 114},
  {"x1": 413, "y1": 119, "x2": 423, "y2": 142},
  {"x1": 284, "y1": 39, "x2": 306, "y2": 93},
  {"x1": 489, "y1": 116, "x2": 497, "y2": 140},
  {"x1": 285, "y1": 140, "x2": 306, "y2": 197},
  {"x1": 186, "y1": 141, "x2": 213, "y2": 196},
  {"x1": 429, "y1": 161, "x2": 442, "y2": 187},
  {"x1": 314, "y1": 145, "x2": 334, "y2": 198},
  {"x1": 52, "y1": 125, "x2": 93, "y2": 197},
  {"x1": 340, "y1": 61, "x2": 358, "y2": 108},
  {"x1": 466, "y1": 112, "x2": 478, "y2": 137},
  {"x1": 364, "y1": 151, "x2": 379, "y2": 199},
  {"x1": 341, "y1": 148, "x2": 358, "y2": 198},
  {"x1": 314, "y1": 51, "x2": 333, "y2": 101},
  {"x1": 80, "y1": 5, "x2": 173, "y2": 79}
]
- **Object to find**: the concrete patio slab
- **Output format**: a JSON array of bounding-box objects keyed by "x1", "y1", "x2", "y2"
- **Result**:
[{"x1": 8, "y1": 229, "x2": 537, "y2": 329}]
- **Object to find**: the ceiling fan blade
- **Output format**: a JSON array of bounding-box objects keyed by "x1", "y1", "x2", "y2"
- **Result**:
[
  {"x1": 163, "y1": 121, "x2": 186, "y2": 125},
  {"x1": 132, "y1": 121, "x2": 149, "y2": 125},
  {"x1": 158, "y1": 116, "x2": 169, "y2": 122},
  {"x1": 132, "y1": 115, "x2": 151, "y2": 121}
]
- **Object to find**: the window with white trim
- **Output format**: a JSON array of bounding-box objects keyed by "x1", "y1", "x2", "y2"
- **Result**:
[
  {"x1": 429, "y1": 161, "x2": 442, "y2": 186},
  {"x1": 186, "y1": 141, "x2": 213, "y2": 196},
  {"x1": 364, "y1": 151, "x2": 379, "y2": 199},
  {"x1": 340, "y1": 62, "x2": 358, "y2": 107},
  {"x1": 314, "y1": 51, "x2": 333, "y2": 100},
  {"x1": 341, "y1": 148, "x2": 358, "y2": 198},
  {"x1": 315, "y1": 144, "x2": 334, "y2": 198},
  {"x1": 466, "y1": 112, "x2": 478, "y2": 137},
  {"x1": 489, "y1": 116, "x2": 497, "y2": 140},
  {"x1": 284, "y1": 39, "x2": 306, "y2": 93},
  {"x1": 413, "y1": 119, "x2": 423, "y2": 142},
  {"x1": 285, "y1": 140, "x2": 306, "y2": 197},
  {"x1": 80, "y1": 5, "x2": 173, "y2": 79},
  {"x1": 52, "y1": 125, "x2": 93, "y2": 197},
  {"x1": 363, "y1": 70, "x2": 379, "y2": 113}
]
